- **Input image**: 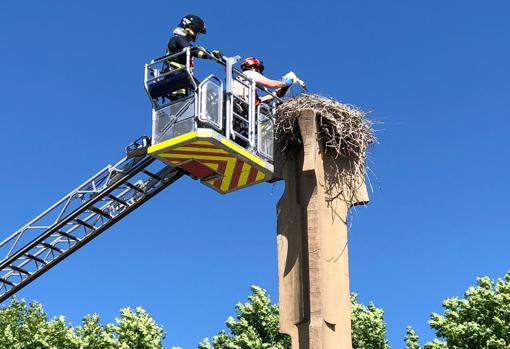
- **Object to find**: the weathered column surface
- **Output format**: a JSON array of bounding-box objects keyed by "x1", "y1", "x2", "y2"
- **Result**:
[{"x1": 276, "y1": 110, "x2": 369, "y2": 349}]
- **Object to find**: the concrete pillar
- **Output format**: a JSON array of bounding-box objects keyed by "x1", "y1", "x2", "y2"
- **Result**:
[{"x1": 276, "y1": 110, "x2": 369, "y2": 349}]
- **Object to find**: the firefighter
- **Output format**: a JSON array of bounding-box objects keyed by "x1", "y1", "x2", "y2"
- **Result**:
[
  {"x1": 230, "y1": 57, "x2": 295, "y2": 144},
  {"x1": 165, "y1": 15, "x2": 222, "y2": 100}
]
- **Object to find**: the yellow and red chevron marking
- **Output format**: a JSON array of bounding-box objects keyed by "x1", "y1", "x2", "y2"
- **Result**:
[{"x1": 148, "y1": 132, "x2": 271, "y2": 194}]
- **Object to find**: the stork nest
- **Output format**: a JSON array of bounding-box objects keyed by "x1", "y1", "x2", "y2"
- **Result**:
[
  {"x1": 275, "y1": 94, "x2": 374, "y2": 158},
  {"x1": 274, "y1": 94, "x2": 375, "y2": 207}
]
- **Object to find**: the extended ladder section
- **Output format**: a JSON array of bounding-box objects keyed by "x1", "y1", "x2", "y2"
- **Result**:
[{"x1": 0, "y1": 138, "x2": 183, "y2": 303}]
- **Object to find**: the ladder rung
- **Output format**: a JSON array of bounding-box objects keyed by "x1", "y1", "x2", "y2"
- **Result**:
[
  {"x1": 74, "y1": 219, "x2": 96, "y2": 231},
  {"x1": 41, "y1": 242, "x2": 63, "y2": 253},
  {"x1": 125, "y1": 182, "x2": 144, "y2": 193},
  {"x1": 107, "y1": 194, "x2": 129, "y2": 207},
  {"x1": 10, "y1": 265, "x2": 30, "y2": 275},
  {"x1": 57, "y1": 231, "x2": 79, "y2": 241},
  {"x1": 25, "y1": 253, "x2": 47, "y2": 265},
  {"x1": 0, "y1": 278, "x2": 15, "y2": 287},
  {"x1": 89, "y1": 207, "x2": 112, "y2": 219},
  {"x1": 142, "y1": 169, "x2": 162, "y2": 181}
]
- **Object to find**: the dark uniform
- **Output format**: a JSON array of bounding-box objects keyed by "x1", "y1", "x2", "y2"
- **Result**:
[
  {"x1": 164, "y1": 15, "x2": 209, "y2": 100},
  {"x1": 165, "y1": 35, "x2": 210, "y2": 99}
]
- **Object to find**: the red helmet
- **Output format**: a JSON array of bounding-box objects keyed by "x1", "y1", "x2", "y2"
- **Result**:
[{"x1": 241, "y1": 57, "x2": 264, "y2": 73}]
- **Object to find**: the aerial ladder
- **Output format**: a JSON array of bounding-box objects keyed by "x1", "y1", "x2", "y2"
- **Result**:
[{"x1": 0, "y1": 49, "x2": 283, "y2": 302}]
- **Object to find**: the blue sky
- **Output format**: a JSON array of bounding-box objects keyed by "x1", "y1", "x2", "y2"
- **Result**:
[{"x1": 1, "y1": 1, "x2": 509, "y2": 348}]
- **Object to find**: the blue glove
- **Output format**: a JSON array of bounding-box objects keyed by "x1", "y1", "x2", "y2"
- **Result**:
[{"x1": 283, "y1": 78, "x2": 293, "y2": 87}]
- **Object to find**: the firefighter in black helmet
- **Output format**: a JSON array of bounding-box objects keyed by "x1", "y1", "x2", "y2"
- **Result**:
[{"x1": 165, "y1": 15, "x2": 222, "y2": 100}]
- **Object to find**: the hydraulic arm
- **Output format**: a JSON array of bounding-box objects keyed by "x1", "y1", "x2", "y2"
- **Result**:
[{"x1": 0, "y1": 138, "x2": 183, "y2": 303}]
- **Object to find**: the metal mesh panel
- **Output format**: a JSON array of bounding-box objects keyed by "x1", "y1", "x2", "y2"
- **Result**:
[
  {"x1": 258, "y1": 108, "x2": 274, "y2": 161},
  {"x1": 198, "y1": 79, "x2": 222, "y2": 130},
  {"x1": 154, "y1": 97, "x2": 196, "y2": 144}
]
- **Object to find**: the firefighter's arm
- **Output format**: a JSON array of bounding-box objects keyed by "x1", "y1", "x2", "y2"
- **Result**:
[
  {"x1": 192, "y1": 46, "x2": 223, "y2": 60},
  {"x1": 192, "y1": 46, "x2": 210, "y2": 59},
  {"x1": 256, "y1": 76, "x2": 292, "y2": 89},
  {"x1": 260, "y1": 94, "x2": 275, "y2": 102}
]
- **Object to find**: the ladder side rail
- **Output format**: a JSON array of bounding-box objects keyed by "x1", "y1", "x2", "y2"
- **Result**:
[
  {"x1": 0, "y1": 165, "x2": 114, "y2": 249},
  {"x1": 1, "y1": 183, "x2": 136, "y2": 281},
  {"x1": 2, "y1": 164, "x2": 179, "y2": 280},
  {"x1": 3, "y1": 185, "x2": 133, "y2": 278},
  {"x1": 0, "y1": 156, "x2": 154, "y2": 273},
  {"x1": 0, "y1": 165, "x2": 183, "y2": 303},
  {"x1": 0, "y1": 155, "x2": 148, "y2": 260}
]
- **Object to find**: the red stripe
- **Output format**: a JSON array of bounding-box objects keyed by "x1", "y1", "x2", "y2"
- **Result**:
[
  {"x1": 161, "y1": 155, "x2": 233, "y2": 191},
  {"x1": 247, "y1": 167, "x2": 258, "y2": 183},
  {"x1": 228, "y1": 160, "x2": 245, "y2": 190},
  {"x1": 163, "y1": 149, "x2": 234, "y2": 158},
  {"x1": 213, "y1": 161, "x2": 227, "y2": 189}
]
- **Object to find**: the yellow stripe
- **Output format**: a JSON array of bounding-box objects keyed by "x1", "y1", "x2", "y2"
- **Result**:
[
  {"x1": 204, "y1": 162, "x2": 220, "y2": 172},
  {"x1": 148, "y1": 131, "x2": 197, "y2": 154},
  {"x1": 169, "y1": 61, "x2": 185, "y2": 69},
  {"x1": 255, "y1": 171, "x2": 265, "y2": 181},
  {"x1": 220, "y1": 139, "x2": 265, "y2": 167},
  {"x1": 174, "y1": 146, "x2": 228, "y2": 154},
  {"x1": 220, "y1": 158, "x2": 237, "y2": 192},
  {"x1": 237, "y1": 162, "x2": 252, "y2": 186},
  {"x1": 193, "y1": 141, "x2": 214, "y2": 145}
]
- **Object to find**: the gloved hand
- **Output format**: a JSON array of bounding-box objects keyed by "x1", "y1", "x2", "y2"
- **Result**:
[
  {"x1": 282, "y1": 71, "x2": 306, "y2": 89},
  {"x1": 282, "y1": 71, "x2": 298, "y2": 83},
  {"x1": 211, "y1": 50, "x2": 223, "y2": 59},
  {"x1": 283, "y1": 78, "x2": 294, "y2": 87}
]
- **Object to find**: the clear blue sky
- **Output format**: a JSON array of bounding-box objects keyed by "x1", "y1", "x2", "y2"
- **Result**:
[{"x1": 1, "y1": 1, "x2": 509, "y2": 348}]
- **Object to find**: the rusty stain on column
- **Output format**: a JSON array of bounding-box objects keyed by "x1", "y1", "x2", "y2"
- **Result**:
[{"x1": 277, "y1": 109, "x2": 369, "y2": 349}]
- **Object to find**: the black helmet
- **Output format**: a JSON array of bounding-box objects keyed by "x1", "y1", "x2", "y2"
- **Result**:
[{"x1": 180, "y1": 15, "x2": 207, "y2": 34}]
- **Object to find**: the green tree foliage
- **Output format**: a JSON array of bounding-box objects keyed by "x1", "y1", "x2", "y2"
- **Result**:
[
  {"x1": 198, "y1": 287, "x2": 390, "y2": 349},
  {"x1": 404, "y1": 326, "x2": 421, "y2": 349},
  {"x1": 0, "y1": 298, "x2": 165, "y2": 349},
  {"x1": 115, "y1": 307, "x2": 165, "y2": 349},
  {"x1": 198, "y1": 286, "x2": 291, "y2": 349},
  {"x1": 0, "y1": 288, "x2": 392, "y2": 349},
  {"x1": 351, "y1": 294, "x2": 391, "y2": 349},
  {"x1": 422, "y1": 272, "x2": 510, "y2": 349}
]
